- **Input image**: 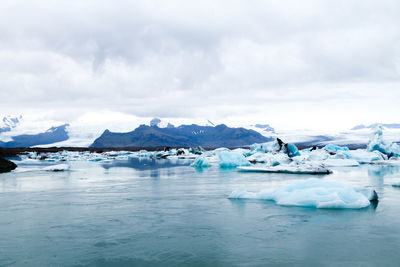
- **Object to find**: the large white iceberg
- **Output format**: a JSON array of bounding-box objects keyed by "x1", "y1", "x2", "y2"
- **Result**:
[
  {"x1": 229, "y1": 178, "x2": 374, "y2": 209},
  {"x1": 367, "y1": 125, "x2": 400, "y2": 158}
]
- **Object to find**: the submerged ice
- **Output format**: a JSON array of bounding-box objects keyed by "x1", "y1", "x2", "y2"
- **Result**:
[{"x1": 229, "y1": 178, "x2": 374, "y2": 209}]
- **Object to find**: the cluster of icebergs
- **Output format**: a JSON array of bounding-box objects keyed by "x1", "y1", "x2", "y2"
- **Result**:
[
  {"x1": 191, "y1": 126, "x2": 400, "y2": 175},
  {"x1": 14, "y1": 125, "x2": 400, "y2": 176},
  {"x1": 17, "y1": 147, "x2": 200, "y2": 164},
  {"x1": 11, "y1": 126, "x2": 399, "y2": 209},
  {"x1": 17, "y1": 125, "x2": 399, "y2": 174}
]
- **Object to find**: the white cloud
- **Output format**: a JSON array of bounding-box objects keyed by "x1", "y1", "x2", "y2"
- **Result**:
[{"x1": 1, "y1": 0, "x2": 399, "y2": 131}]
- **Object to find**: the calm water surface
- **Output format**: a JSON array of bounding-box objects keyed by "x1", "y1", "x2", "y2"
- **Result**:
[{"x1": 1, "y1": 158, "x2": 400, "y2": 266}]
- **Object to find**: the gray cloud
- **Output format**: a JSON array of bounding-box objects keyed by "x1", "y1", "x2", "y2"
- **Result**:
[{"x1": 1, "y1": 0, "x2": 400, "y2": 130}]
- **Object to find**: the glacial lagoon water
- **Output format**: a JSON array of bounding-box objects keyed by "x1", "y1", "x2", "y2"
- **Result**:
[{"x1": 1, "y1": 158, "x2": 400, "y2": 266}]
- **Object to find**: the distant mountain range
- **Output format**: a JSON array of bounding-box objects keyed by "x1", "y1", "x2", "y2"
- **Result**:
[
  {"x1": 90, "y1": 124, "x2": 271, "y2": 148},
  {"x1": 0, "y1": 124, "x2": 69, "y2": 148},
  {"x1": 1, "y1": 115, "x2": 399, "y2": 148}
]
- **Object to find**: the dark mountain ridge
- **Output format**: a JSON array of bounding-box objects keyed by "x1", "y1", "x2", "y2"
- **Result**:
[
  {"x1": 0, "y1": 124, "x2": 69, "y2": 148},
  {"x1": 90, "y1": 124, "x2": 271, "y2": 148}
]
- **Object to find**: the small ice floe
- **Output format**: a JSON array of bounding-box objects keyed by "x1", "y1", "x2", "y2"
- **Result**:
[
  {"x1": 229, "y1": 178, "x2": 376, "y2": 209},
  {"x1": 237, "y1": 163, "x2": 332, "y2": 175},
  {"x1": 42, "y1": 164, "x2": 70, "y2": 172},
  {"x1": 323, "y1": 159, "x2": 360, "y2": 167},
  {"x1": 392, "y1": 183, "x2": 400, "y2": 188},
  {"x1": 190, "y1": 155, "x2": 213, "y2": 168}
]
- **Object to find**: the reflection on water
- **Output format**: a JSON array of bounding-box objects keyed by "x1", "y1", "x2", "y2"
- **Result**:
[
  {"x1": 101, "y1": 157, "x2": 192, "y2": 170},
  {"x1": 1, "y1": 161, "x2": 400, "y2": 266},
  {"x1": 368, "y1": 164, "x2": 400, "y2": 179}
]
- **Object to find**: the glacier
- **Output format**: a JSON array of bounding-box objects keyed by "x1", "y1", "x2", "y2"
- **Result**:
[{"x1": 229, "y1": 178, "x2": 374, "y2": 209}]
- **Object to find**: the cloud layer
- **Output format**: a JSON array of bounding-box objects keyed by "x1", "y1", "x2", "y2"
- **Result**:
[{"x1": 1, "y1": 0, "x2": 400, "y2": 130}]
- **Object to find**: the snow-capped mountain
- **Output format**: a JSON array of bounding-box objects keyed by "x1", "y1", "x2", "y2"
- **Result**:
[
  {"x1": 0, "y1": 115, "x2": 22, "y2": 133},
  {"x1": 0, "y1": 124, "x2": 69, "y2": 148},
  {"x1": 149, "y1": 118, "x2": 216, "y2": 128},
  {"x1": 246, "y1": 123, "x2": 276, "y2": 138}
]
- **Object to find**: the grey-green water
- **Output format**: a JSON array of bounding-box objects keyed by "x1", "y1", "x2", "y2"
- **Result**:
[{"x1": 1, "y1": 158, "x2": 400, "y2": 266}]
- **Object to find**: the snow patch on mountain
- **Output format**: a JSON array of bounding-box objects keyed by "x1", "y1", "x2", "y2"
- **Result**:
[{"x1": 0, "y1": 115, "x2": 22, "y2": 133}]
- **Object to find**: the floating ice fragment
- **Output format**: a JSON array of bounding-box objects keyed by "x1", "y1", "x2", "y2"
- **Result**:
[
  {"x1": 191, "y1": 155, "x2": 212, "y2": 168},
  {"x1": 367, "y1": 125, "x2": 400, "y2": 158},
  {"x1": 219, "y1": 151, "x2": 251, "y2": 168},
  {"x1": 43, "y1": 164, "x2": 69, "y2": 172},
  {"x1": 238, "y1": 163, "x2": 331, "y2": 174},
  {"x1": 229, "y1": 178, "x2": 372, "y2": 209},
  {"x1": 250, "y1": 140, "x2": 281, "y2": 153},
  {"x1": 324, "y1": 144, "x2": 349, "y2": 153}
]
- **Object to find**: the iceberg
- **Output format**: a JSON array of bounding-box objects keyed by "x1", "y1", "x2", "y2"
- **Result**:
[
  {"x1": 43, "y1": 164, "x2": 69, "y2": 172},
  {"x1": 286, "y1": 143, "x2": 301, "y2": 157},
  {"x1": 304, "y1": 149, "x2": 330, "y2": 161},
  {"x1": 136, "y1": 150, "x2": 154, "y2": 158},
  {"x1": 250, "y1": 139, "x2": 300, "y2": 158},
  {"x1": 324, "y1": 144, "x2": 349, "y2": 153},
  {"x1": 250, "y1": 140, "x2": 281, "y2": 153},
  {"x1": 229, "y1": 178, "x2": 373, "y2": 209},
  {"x1": 367, "y1": 125, "x2": 400, "y2": 158},
  {"x1": 219, "y1": 151, "x2": 251, "y2": 168},
  {"x1": 191, "y1": 155, "x2": 212, "y2": 168},
  {"x1": 237, "y1": 163, "x2": 331, "y2": 174}
]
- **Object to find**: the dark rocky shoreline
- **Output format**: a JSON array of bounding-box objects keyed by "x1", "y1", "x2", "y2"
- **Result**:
[{"x1": 0, "y1": 157, "x2": 17, "y2": 173}]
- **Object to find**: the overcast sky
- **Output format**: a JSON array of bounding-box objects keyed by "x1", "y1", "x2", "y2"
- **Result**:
[{"x1": 1, "y1": 0, "x2": 400, "y2": 130}]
